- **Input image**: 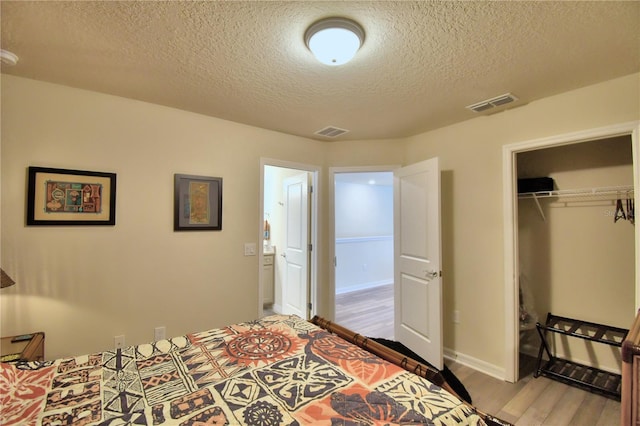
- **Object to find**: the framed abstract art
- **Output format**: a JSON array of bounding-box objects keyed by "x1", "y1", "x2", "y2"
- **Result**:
[{"x1": 174, "y1": 174, "x2": 222, "y2": 231}]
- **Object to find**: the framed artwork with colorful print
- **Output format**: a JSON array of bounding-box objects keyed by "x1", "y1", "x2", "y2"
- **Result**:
[{"x1": 27, "y1": 166, "x2": 116, "y2": 226}]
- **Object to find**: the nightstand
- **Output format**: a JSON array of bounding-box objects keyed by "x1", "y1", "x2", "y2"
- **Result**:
[{"x1": 0, "y1": 332, "x2": 45, "y2": 362}]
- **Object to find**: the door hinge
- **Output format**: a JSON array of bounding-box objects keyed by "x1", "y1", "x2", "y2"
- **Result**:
[
  {"x1": 308, "y1": 243, "x2": 312, "y2": 252},
  {"x1": 308, "y1": 302, "x2": 312, "y2": 310},
  {"x1": 310, "y1": 185, "x2": 313, "y2": 193}
]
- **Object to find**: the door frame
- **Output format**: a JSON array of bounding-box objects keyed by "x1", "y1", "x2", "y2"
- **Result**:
[
  {"x1": 502, "y1": 121, "x2": 640, "y2": 382},
  {"x1": 260, "y1": 158, "x2": 320, "y2": 319},
  {"x1": 329, "y1": 165, "x2": 399, "y2": 321}
]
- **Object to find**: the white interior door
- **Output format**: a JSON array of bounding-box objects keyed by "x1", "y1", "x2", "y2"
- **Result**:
[
  {"x1": 394, "y1": 157, "x2": 443, "y2": 369},
  {"x1": 281, "y1": 172, "x2": 310, "y2": 318}
]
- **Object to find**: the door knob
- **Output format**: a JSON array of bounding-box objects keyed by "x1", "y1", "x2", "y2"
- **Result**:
[{"x1": 425, "y1": 270, "x2": 439, "y2": 279}]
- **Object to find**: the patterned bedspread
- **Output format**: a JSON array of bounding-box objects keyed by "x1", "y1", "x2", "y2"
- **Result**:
[{"x1": 1, "y1": 314, "x2": 485, "y2": 425}]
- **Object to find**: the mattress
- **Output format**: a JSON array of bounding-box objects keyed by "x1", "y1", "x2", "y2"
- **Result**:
[{"x1": 0, "y1": 314, "x2": 485, "y2": 425}]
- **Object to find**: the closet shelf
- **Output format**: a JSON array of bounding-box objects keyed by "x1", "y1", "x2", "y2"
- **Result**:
[
  {"x1": 518, "y1": 185, "x2": 634, "y2": 222},
  {"x1": 518, "y1": 185, "x2": 634, "y2": 200}
]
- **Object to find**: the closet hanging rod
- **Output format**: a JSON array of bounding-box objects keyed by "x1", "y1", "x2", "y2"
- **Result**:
[{"x1": 518, "y1": 185, "x2": 634, "y2": 200}]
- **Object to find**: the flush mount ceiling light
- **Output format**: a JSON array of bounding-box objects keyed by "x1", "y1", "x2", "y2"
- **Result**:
[
  {"x1": 304, "y1": 17, "x2": 364, "y2": 66},
  {"x1": 0, "y1": 49, "x2": 19, "y2": 66}
]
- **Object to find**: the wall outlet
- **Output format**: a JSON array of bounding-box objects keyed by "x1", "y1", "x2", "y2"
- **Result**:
[
  {"x1": 154, "y1": 326, "x2": 166, "y2": 341},
  {"x1": 114, "y1": 335, "x2": 125, "y2": 349},
  {"x1": 453, "y1": 310, "x2": 461, "y2": 324},
  {"x1": 244, "y1": 242, "x2": 257, "y2": 256}
]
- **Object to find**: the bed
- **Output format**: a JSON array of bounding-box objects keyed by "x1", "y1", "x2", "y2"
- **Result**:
[{"x1": 0, "y1": 314, "x2": 504, "y2": 425}]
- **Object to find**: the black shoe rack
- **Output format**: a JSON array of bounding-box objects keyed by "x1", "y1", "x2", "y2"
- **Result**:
[{"x1": 534, "y1": 313, "x2": 629, "y2": 400}]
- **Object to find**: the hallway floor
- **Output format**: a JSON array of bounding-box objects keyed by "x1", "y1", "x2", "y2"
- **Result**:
[{"x1": 335, "y1": 283, "x2": 394, "y2": 340}]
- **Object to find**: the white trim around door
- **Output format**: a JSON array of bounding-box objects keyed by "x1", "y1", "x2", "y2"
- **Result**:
[{"x1": 260, "y1": 158, "x2": 320, "y2": 319}]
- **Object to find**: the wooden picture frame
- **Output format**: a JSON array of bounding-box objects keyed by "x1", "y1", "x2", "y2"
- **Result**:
[
  {"x1": 26, "y1": 166, "x2": 117, "y2": 226},
  {"x1": 174, "y1": 174, "x2": 222, "y2": 231}
]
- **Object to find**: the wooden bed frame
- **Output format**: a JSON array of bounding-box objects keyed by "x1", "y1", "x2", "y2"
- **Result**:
[
  {"x1": 310, "y1": 315, "x2": 512, "y2": 426},
  {"x1": 622, "y1": 309, "x2": 640, "y2": 425}
]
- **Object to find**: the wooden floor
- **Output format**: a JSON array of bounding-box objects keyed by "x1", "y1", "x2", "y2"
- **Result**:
[
  {"x1": 334, "y1": 284, "x2": 622, "y2": 426},
  {"x1": 335, "y1": 283, "x2": 395, "y2": 339},
  {"x1": 449, "y1": 359, "x2": 621, "y2": 425}
]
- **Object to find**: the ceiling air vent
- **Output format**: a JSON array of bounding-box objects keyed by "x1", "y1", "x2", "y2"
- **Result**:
[
  {"x1": 315, "y1": 126, "x2": 349, "y2": 138},
  {"x1": 466, "y1": 93, "x2": 518, "y2": 113}
]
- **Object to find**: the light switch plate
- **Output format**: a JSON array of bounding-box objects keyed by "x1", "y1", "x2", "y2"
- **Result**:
[{"x1": 244, "y1": 242, "x2": 257, "y2": 256}]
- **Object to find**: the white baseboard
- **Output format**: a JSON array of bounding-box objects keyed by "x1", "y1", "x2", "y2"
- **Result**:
[
  {"x1": 444, "y1": 347, "x2": 506, "y2": 381},
  {"x1": 336, "y1": 280, "x2": 393, "y2": 295}
]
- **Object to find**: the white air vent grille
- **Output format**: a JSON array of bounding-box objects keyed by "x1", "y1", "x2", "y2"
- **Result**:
[
  {"x1": 315, "y1": 126, "x2": 349, "y2": 138},
  {"x1": 466, "y1": 93, "x2": 518, "y2": 113},
  {"x1": 468, "y1": 102, "x2": 494, "y2": 112}
]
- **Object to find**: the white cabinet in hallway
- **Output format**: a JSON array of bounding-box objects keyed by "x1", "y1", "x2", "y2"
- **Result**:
[{"x1": 263, "y1": 248, "x2": 275, "y2": 306}]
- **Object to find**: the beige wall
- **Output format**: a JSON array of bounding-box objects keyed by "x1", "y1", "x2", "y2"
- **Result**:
[
  {"x1": 0, "y1": 75, "x2": 333, "y2": 359},
  {"x1": 2, "y1": 72, "x2": 638, "y2": 374}
]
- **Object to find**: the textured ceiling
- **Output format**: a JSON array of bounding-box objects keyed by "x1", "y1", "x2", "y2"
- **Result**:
[{"x1": 1, "y1": 1, "x2": 639, "y2": 141}]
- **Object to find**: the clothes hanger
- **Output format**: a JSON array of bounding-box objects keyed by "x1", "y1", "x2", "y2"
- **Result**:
[
  {"x1": 615, "y1": 197, "x2": 626, "y2": 222},
  {"x1": 627, "y1": 196, "x2": 634, "y2": 225}
]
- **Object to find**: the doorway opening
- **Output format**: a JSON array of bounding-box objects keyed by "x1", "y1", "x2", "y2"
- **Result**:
[
  {"x1": 260, "y1": 159, "x2": 319, "y2": 320},
  {"x1": 330, "y1": 167, "x2": 396, "y2": 339},
  {"x1": 503, "y1": 122, "x2": 640, "y2": 383}
]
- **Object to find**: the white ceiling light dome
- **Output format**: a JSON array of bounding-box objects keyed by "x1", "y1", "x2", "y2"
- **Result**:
[{"x1": 304, "y1": 17, "x2": 365, "y2": 66}]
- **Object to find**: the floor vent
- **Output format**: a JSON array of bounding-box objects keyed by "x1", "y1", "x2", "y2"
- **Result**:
[
  {"x1": 315, "y1": 126, "x2": 349, "y2": 138},
  {"x1": 466, "y1": 93, "x2": 518, "y2": 113}
]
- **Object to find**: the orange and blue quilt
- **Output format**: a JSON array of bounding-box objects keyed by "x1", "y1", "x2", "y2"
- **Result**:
[{"x1": 1, "y1": 314, "x2": 484, "y2": 425}]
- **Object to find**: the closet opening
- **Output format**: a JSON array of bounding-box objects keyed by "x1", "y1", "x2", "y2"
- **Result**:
[
  {"x1": 503, "y1": 122, "x2": 640, "y2": 383},
  {"x1": 516, "y1": 136, "x2": 635, "y2": 380}
]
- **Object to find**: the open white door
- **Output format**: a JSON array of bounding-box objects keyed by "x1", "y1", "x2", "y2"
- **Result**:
[
  {"x1": 394, "y1": 157, "x2": 443, "y2": 369},
  {"x1": 281, "y1": 172, "x2": 310, "y2": 318}
]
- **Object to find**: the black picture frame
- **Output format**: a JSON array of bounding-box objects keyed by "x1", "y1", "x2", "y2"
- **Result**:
[
  {"x1": 174, "y1": 174, "x2": 223, "y2": 231},
  {"x1": 26, "y1": 166, "x2": 117, "y2": 226}
]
